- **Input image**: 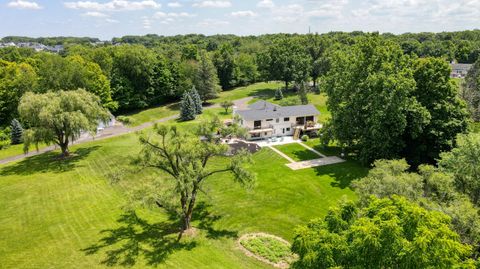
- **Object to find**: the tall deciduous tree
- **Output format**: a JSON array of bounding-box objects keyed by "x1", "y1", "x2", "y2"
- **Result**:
[
  {"x1": 264, "y1": 37, "x2": 310, "y2": 90},
  {"x1": 138, "y1": 123, "x2": 255, "y2": 231},
  {"x1": 0, "y1": 60, "x2": 37, "y2": 126},
  {"x1": 292, "y1": 196, "x2": 474, "y2": 269},
  {"x1": 195, "y1": 51, "x2": 221, "y2": 101},
  {"x1": 213, "y1": 43, "x2": 235, "y2": 90},
  {"x1": 463, "y1": 59, "x2": 480, "y2": 121},
  {"x1": 323, "y1": 35, "x2": 423, "y2": 163},
  {"x1": 406, "y1": 57, "x2": 469, "y2": 165},
  {"x1": 439, "y1": 133, "x2": 480, "y2": 205},
  {"x1": 19, "y1": 89, "x2": 110, "y2": 157},
  {"x1": 305, "y1": 34, "x2": 330, "y2": 88}
]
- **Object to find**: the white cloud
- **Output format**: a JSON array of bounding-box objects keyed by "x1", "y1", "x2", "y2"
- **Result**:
[
  {"x1": 193, "y1": 1, "x2": 231, "y2": 8},
  {"x1": 105, "y1": 18, "x2": 119, "y2": 23},
  {"x1": 82, "y1": 11, "x2": 108, "y2": 17},
  {"x1": 197, "y1": 19, "x2": 229, "y2": 27},
  {"x1": 142, "y1": 17, "x2": 152, "y2": 29},
  {"x1": 7, "y1": 0, "x2": 42, "y2": 9},
  {"x1": 64, "y1": 0, "x2": 161, "y2": 11},
  {"x1": 257, "y1": 0, "x2": 274, "y2": 8},
  {"x1": 154, "y1": 11, "x2": 195, "y2": 24},
  {"x1": 154, "y1": 11, "x2": 194, "y2": 18},
  {"x1": 167, "y1": 1, "x2": 182, "y2": 8},
  {"x1": 231, "y1": 10, "x2": 257, "y2": 18}
]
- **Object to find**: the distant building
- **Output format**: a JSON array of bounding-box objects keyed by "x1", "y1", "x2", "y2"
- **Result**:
[{"x1": 450, "y1": 63, "x2": 472, "y2": 78}]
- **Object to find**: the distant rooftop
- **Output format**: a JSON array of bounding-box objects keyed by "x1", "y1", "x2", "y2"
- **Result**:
[{"x1": 235, "y1": 100, "x2": 320, "y2": 121}]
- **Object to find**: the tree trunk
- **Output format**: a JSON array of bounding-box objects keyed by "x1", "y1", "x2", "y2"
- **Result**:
[
  {"x1": 182, "y1": 188, "x2": 198, "y2": 232},
  {"x1": 313, "y1": 78, "x2": 317, "y2": 88},
  {"x1": 285, "y1": 81, "x2": 289, "y2": 91},
  {"x1": 60, "y1": 143, "x2": 70, "y2": 157}
]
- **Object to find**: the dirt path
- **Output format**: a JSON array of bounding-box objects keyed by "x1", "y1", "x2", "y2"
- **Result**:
[{"x1": 0, "y1": 97, "x2": 253, "y2": 166}]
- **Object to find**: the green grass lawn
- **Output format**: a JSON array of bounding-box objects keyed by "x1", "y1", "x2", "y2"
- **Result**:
[
  {"x1": 273, "y1": 143, "x2": 321, "y2": 161},
  {"x1": 0, "y1": 109, "x2": 367, "y2": 268},
  {"x1": 303, "y1": 138, "x2": 342, "y2": 157},
  {"x1": 0, "y1": 142, "x2": 48, "y2": 160}
]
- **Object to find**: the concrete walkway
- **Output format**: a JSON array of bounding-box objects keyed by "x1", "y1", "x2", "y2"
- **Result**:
[
  {"x1": 286, "y1": 156, "x2": 345, "y2": 170},
  {"x1": 267, "y1": 141, "x2": 345, "y2": 170},
  {"x1": 0, "y1": 97, "x2": 254, "y2": 166}
]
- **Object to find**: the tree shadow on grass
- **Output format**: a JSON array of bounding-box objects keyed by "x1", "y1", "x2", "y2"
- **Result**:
[
  {"x1": 84, "y1": 202, "x2": 237, "y2": 267},
  {"x1": 290, "y1": 149, "x2": 321, "y2": 161},
  {"x1": 193, "y1": 201, "x2": 238, "y2": 239},
  {"x1": 0, "y1": 146, "x2": 100, "y2": 176},
  {"x1": 313, "y1": 161, "x2": 368, "y2": 189}
]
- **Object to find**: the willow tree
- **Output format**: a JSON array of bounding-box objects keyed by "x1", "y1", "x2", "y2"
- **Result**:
[
  {"x1": 19, "y1": 89, "x2": 111, "y2": 157},
  {"x1": 139, "y1": 121, "x2": 255, "y2": 232}
]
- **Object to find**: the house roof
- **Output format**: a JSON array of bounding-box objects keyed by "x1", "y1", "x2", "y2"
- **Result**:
[
  {"x1": 236, "y1": 100, "x2": 320, "y2": 121},
  {"x1": 450, "y1": 63, "x2": 472, "y2": 71}
]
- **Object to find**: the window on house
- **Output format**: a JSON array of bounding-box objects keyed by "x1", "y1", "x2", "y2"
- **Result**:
[
  {"x1": 286, "y1": 128, "x2": 290, "y2": 132},
  {"x1": 284, "y1": 117, "x2": 290, "y2": 122},
  {"x1": 266, "y1": 119, "x2": 273, "y2": 121},
  {"x1": 276, "y1": 118, "x2": 279, "y2": 123}
]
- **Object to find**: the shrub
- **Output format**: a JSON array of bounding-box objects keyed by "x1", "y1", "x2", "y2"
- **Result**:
[
  {"x1": 116, "y1": 116, "x2": 135, "y2": 125},
  {"x1": 274, "y1": 88, "x2": 283, "y2": 100},
  {"x1": 301, "y1": 135, "x2": 309, "y2": 142},
  {"x1": 0, "y1": 128, "x2": 11, "y2": 150}
]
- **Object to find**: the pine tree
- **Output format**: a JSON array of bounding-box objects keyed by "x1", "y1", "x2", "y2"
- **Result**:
[
  {"x1": 275, "y1": 88, "x2": 284, "y2": 100},
  {"x1": 10, "y1": 118, "x2": 23, "y2": 145},
  {"x1": 180, "y1": 91, "x2": 196, "y2": 121},
  {"x1": 191, "y1": 86, "x2": 203, "y2": 114},
  {"x1": 195, "y1": 51, "x2": 221, "y2": 101}
]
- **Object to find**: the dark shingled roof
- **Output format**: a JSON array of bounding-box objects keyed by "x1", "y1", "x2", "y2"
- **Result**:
[{"x1": 236, "y1": 100, "x2": 320, "y2": 121}]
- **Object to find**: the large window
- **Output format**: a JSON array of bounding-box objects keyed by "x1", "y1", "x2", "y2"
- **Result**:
[
  {"x1": 284, "y1": 117, "x2": 290, "y2": 122},
  {"x1": 254, "y1": 120, "x2": 261, "y2": 129},
  {"x1": 306, "y1": 116, "x2": 314, "y2": 122}
]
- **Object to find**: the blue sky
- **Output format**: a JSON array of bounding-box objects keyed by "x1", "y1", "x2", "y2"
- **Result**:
[{"x1": 1, "y1": 0, "x2": 480, "y2": 40}]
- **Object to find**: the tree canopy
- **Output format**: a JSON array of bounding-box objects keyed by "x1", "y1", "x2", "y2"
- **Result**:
[
  {"x1": 19, "y1": 89, "x2": 110, "y2": 157},
  {"x1": 292, "y1": 196, "x2": 475, "y2": 269},
  {"x1": 138, "y1": 122, "x2": 255, "y2": 231}
]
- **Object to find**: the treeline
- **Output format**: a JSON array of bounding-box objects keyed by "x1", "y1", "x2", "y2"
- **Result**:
[
  {"x1": 2, "y1": 30, "x2": 480, "y2": 131},
  {"x1": 1, "y1": 36, "x2": 100, "y2": 46}
]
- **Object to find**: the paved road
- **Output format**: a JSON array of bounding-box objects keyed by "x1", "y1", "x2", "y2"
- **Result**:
[{"x1": 0, "y1": 97, "x2": 253, "y2": 166}]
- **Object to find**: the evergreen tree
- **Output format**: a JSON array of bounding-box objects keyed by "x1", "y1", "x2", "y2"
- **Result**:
[
  {"x1": 180, "y1": 90, "x2": 196, "y2": 121},
  {"x1": 274, "y1": 88, "x2": 283, "y2": 100},
  {"x1": 190, "y1": 86, "x2": 203, "y2": 115},
  {"x1": 195, "y1": 51, "x2": 221, "y2": 101},
  {"x1": 10, "y1": 118, "x2": 23, "y2": 145}
]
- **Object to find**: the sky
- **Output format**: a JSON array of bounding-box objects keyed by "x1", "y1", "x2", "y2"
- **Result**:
[{"x1": 1, "y1": 0, "x2": 480, "y2": 40}]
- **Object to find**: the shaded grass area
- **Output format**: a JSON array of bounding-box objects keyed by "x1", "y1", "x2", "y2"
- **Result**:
[
  {"x1": 274, "y1": 143, "x2": 321, "y2": 161},
  {"x1": 0, "y1": 109, "x2": 367, "y2": 268},
  {"x1": 303, "y1": 138, "x2": 343, "y2": 157}
]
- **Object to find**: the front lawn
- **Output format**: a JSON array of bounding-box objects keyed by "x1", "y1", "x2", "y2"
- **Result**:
[
  {"x1": 0, "y1": 110, "x2": 367, "y2": 268},
  {"x1": 274, "y1": 143, "x2": 321, "y2": 161}
]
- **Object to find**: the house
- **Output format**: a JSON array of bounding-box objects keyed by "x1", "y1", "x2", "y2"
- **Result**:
[
  {"x1": 450, "y1": 63, "x2": 472, "y2": 78},
  {"x1": 234, "y1": 100, "x2": 321, "y2": 140}
]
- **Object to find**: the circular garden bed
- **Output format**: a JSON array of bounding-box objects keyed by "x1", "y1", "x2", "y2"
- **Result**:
[{"x1": 238, "y1": 233, "x2": 296, "y2": 268}]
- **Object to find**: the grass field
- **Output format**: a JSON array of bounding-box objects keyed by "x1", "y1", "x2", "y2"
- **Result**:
[
  {"x1": 0, "y1": 108, "x2": 367, "y2": 268},
  {"x1": 274, "y1": 143, "x2": 321, "y2": 161}
]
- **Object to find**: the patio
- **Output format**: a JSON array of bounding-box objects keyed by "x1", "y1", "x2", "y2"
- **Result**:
[{"x1": 255, "y1": 136, "x2": 298, "y2": 147}]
